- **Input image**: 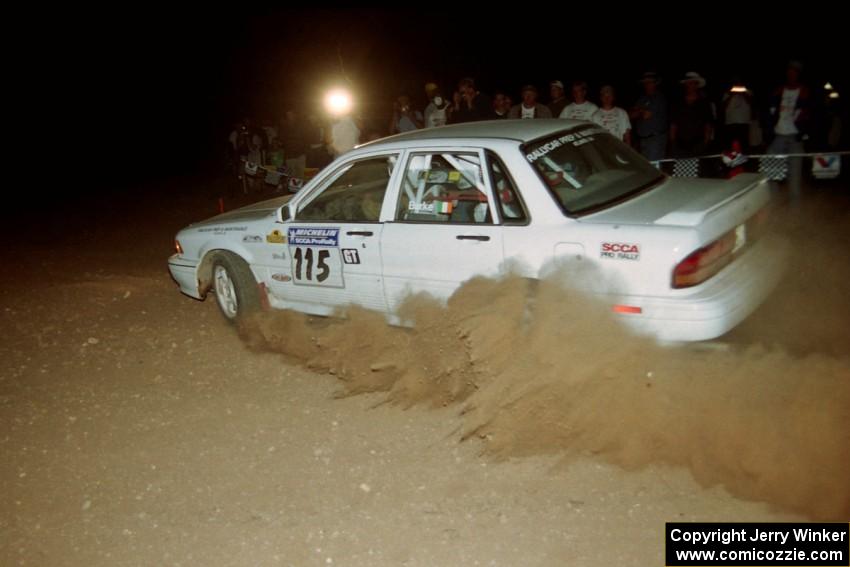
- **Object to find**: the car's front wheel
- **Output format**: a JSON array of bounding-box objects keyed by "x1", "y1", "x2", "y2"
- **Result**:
[{"x1": 211, "y1": 252, "x2": 261, "y2": 324}]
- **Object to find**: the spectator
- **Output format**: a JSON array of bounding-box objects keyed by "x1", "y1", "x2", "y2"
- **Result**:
[
  {"x1": 227, "y1": 120, "x2": 244, "y2": 160},
  {"x1": 630, "y1": 71, "x2": 668, "y2": 160},
  {"x1": 592, "y1": 85, "x2": 631, "y2": 144},
  {"x1": 548, "y1": 80, "x2": 568, "y2": 117},
  {"x1": 280, "y1": 109, "x2": 307, "y2": 180},
  {"x1": 559, "y1": 80, "x2": 599, "y2": 121},
  {"x1": 305, "y1": 113, "x2": 332, "y2": 169},
  {"x1": 493, "y1": 91, "x2": 511, "y2": 119},
  {"x1": 452, "y1": 90, "x2": 463, "y2": 120},
  {"x1": 232, "y1": 118, "x2": 263, "y2": 165},
  {"x1": 328, "y1": 114, "x2": 361, "y2": 158},
  {"x1": 813, "y1": 88, "x2": 842, "y2": 150},
  {"x1": 424, "y1": 82, "x2": 439, "y2": 101},
  {"x1": 720, "y1": 79, "x2": 754, "y2": 151},
  {"x1": 767, "y1": 60, "x2": 811, "y2": 201},
  {"x1": 670, "y1": 72, "x2": 713, "y2": 158},
  {"x1": 509, "y1": 85, "x2": 553, "y2": 119},
  {"x1": 424, "y1": 89, "x2": 451, "y2": 128},
  {"x1": 389, "y1": 95, "x2": 423, "y2": 134},
  {"x1": 453, "y1": 77, "x2": 494, "y2": 122},
  {"x1": 227, "y1": 118, "x2": 264, "y2": 191},
  {"x1": 261, "y1": 119, "x2": 278, "y2": 147}
]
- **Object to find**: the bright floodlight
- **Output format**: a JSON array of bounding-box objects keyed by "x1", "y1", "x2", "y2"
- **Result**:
[
  {"x1": 730, "y1": 85, "x2": 748, "y2": 93},
  {"x1": 324, "y1": 89, "x2": 353, "y2": 116},
  {"x1": 829, "y1": 91, "x2": 840, "y2": 99},
  {"x1": 824, "y1": 82, "x2": 834, "y2": 90}
]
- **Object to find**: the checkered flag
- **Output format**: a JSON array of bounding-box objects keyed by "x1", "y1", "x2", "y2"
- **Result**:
[
  {"x1": 758, "y1": 156, "x2": 788, "y2": 181},
  {"x1": 672, "y1": 158, "x2": 700, "y2": 178}
]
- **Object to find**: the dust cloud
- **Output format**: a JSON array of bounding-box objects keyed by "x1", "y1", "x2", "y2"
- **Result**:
[{"x1": 240, "y1": 197, "x2": 850, "y2": 520}]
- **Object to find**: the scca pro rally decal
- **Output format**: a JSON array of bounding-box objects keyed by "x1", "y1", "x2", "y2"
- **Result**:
[
  {"x1": 288, "y1": 227, "x2": 339, "y2": 247},
  {"x1": 600, "y1": 242, "x2": 640, "y2": 261}
]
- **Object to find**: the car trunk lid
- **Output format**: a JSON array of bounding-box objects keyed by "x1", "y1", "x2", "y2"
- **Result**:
[{"x1": 583, "y1": 173, "x2": 768, "y2": 228}]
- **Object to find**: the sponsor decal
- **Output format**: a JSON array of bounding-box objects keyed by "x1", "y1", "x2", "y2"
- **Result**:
[
  {"x1": 266, "y1": 229, "x2": 286, "y2": 244},
  {"x1": 198, "y1": 225, "x2": 248, "y2": 233},
  {"x1": 408, "y1": 200, "x2": 453, "y2": 215},
  {"x1": 526, "y1": 128, "x2": 607, "y2": 162},
  {"x1": 600, "y1": 242, "x2": 640, "y2": 261},
  {"x1": 342, "y1": 249, "x2": 361, "y2": 264},
  {"x1": 243, "y1": 234, "x2": 263, "y2": 243},
  {"x1": 288, "y1": 227, "x2": 339, "y2": 247},
  {"x1": 271, "y1": 273, "x2": 291, "y2": 282},
  {"x1": 272, "y1": 252, "x2": 286, "y2": 261},
  {"x1": 812, "y1": 154, "x2": 841, "y2": 179}
]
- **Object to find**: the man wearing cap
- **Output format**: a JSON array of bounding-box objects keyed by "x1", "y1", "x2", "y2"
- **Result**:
[
  {"x1": 630, "y1": 72, "x2": 669, "y2": 160},
  {"x1": 509, "y1": 85, "x2": 553, "y2": 119},
  {"x1": 548, "y1": 80, "x2": 568, "y2": 117},
  {"x1": 670, "y1": 71, "x2": 713, "y2": 158}
]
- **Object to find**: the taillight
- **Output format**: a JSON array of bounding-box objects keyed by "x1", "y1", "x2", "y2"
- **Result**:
[
  {"x1": 672, "y1": 207, "x2": 768, "y2": 289},
  {"x1": 174, "y1": 240, "x2": 183, "y2": 255},
  {"x1": 672, "y1": 230, "x2": 736, "y2": 288}
]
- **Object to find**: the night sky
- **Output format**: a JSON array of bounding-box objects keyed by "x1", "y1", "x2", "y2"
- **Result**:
[{"x1": 29, "y1": 7, "x2": 847, "y2": 200}]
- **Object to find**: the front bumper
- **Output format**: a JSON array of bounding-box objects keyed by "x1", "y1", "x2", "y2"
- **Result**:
[
  {"x1": 616, "y1": 237, "x2": 784, "y2": 342},
  {"x1": 167, "y1": 255, "x2": 202, "y2": 299}
]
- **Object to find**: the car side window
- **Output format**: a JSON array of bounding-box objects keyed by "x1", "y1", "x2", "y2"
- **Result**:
[
  {"x1": 396, "y1": 152, "x2": 493, "y2": 224},
  {"x1": 487, "y1": 152, "x2": 528, "y2": 224},
  {"x1": 297, "y1": 156, "x2": 396, "y2": 222}
]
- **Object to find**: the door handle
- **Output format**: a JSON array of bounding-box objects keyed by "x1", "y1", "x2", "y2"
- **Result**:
[
  {"x1": 456, "y1": 235, "x2": 490, "y2": 241},
  {"x1": 346, "y1": 230, "x2": 374, "y2": 237}
]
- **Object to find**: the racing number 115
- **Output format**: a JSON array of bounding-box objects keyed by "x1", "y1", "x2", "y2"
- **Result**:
[{"x1": 293, "y1": 247, "x2": 330, "y2": 283}]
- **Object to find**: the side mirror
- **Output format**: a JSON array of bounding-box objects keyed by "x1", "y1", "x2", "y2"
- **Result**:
[{"x1": 277, "y1": 205, "x2": 292, "y2": 222}]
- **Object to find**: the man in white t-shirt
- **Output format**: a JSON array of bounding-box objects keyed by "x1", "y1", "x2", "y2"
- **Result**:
[
  {"x1": 591, "y1": 85, "x2": 631, "y2": 144},
  {"x1": 768, "y1": 61, "x2": 811, "y2": 202},
  {"x1": 721, "y1": 81, "x2": 753, "y2": 150},
  {"x1": 329, "y1": 115, "x2": 360, "y2": 157},
  {"x1": 559, "y1": 80, "x2": 599, "y2": 121}
]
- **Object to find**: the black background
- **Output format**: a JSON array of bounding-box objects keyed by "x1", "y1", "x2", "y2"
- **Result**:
[{"x1": 12, "y1": 6, "x2": 849, "y2": 200}]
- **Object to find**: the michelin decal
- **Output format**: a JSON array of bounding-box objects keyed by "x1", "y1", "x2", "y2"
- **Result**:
[{"x1": 288, "y1": 227, "x2": 339, "y2": 247}]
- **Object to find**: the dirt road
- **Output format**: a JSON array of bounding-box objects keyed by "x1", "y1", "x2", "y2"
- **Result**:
[{"x1": 1, "y1": 178, "x2": 846, "y2": 566}]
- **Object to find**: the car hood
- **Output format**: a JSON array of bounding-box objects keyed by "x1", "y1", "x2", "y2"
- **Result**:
[
  {"x1": 191, "y1": 194, "x2": 294, "y2": 228},
  {"x1": 582, "y1": 173, "x2": 765, "y2": 227}
]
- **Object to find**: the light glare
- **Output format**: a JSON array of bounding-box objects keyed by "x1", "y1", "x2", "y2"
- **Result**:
[{"x1": 324, "y1": 89, "x2": 353, "y2": 116}]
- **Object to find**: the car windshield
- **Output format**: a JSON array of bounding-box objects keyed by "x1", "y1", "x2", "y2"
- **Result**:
[{"x1": 523, "y1": 126, "x2": 663, "y2": 215}]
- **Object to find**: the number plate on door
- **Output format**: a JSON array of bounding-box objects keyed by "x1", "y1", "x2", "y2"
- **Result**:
[
  {"x1": 287, "y1": 227, "x2": 344, "y2": 288},
  {"x1": 290, "y1": 246, "x2": 344, "y2": 287}
]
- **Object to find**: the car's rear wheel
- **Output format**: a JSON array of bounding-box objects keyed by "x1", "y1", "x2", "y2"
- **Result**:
[{"x1": 211, "y1": 252, "x2": 261, "y2": 324}]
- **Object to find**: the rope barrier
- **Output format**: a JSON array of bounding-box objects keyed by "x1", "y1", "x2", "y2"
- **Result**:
[{"x1": 650, "y1": 151, "x2": 847, "y2": 181}]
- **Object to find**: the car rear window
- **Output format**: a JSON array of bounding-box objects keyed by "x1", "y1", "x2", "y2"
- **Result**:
[{"x1": 523, "y1": 126, "x2": 663, "y2": 215}]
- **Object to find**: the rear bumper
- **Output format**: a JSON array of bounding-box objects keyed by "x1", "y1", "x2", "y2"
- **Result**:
[
  {"x1": 616, "y1": 238, "x2": 784, "y2": 342},
  {"x1": 167, "y1": 255, "x2": 202, "y2": 299}
]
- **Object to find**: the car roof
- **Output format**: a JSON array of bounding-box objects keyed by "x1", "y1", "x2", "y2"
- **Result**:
[{"x1": 357, "y1": 118, "x2": 588, "y2": 150}]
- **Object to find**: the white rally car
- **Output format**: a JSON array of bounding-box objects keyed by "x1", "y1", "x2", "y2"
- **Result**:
[{"x1": 168, "y1": 120, "x2": 779, "y2": 341}]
